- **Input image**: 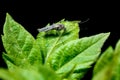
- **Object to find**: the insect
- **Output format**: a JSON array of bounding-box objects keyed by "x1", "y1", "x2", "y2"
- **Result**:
[
  {"x1": 37, "y1": 24, "x2": 66, "y2": 32},
  {"x1": 37, "y1": 18, "x2": 89, "y2": 32}
]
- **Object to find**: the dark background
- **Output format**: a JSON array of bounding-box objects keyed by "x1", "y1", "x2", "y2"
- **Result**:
[{"x1": 0, "y1": 0, "x2": 119, "y2": 80}]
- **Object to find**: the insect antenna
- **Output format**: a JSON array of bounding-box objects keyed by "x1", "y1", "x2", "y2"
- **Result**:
[{"x1": 79, "y1": 18, "x2": 90, "y2": 24}]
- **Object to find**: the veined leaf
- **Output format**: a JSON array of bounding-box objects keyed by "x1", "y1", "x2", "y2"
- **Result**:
[
  {"x1": 1, "y1": 13, "x2": 113, "y2": 80},
  {"x1": 112, "y1": 40, "x2": 120, "y2": 80},
  {"x1": 93, "y1": 46, "x2": 114, "y2": 75},
  {"x1": 2, "y1": 52, "x2": 32, "y2": 70},
  {"x1": 36, "y1": 20, "x2": 80, "y2": 63},
  {"x1": 0, "y1": 65, "x2": 61, "y2": 80},
  {"x1": 47, "y1": 33, "x2": 110, "y2": 79},
  {"x1": 92, "y1": 40, "x2": 120, "y2": 80},
  {"x1": 2, "y1": 13, "x2": 42, "y2": 69}
]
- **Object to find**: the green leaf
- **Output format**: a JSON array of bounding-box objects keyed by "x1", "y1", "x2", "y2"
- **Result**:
[
  {"x1": 93, "y1": 46, "x2": 114, "y2": 75},
  {"x1": 92, "y1": 40, "x2": 120, "y2": 80},
  {"x1": 36, "y1": 20, "x2": 80, "y2": 63},
  {"x1": 0, "y1": 65, "x2": 61, "y2": 80},
  {"x1": 47, "y1": 32, "x2": 110, "y2": 79},
  {"x1": 0, "y1": 68, "x2": 19, "y2": 80},
  {"x1": 2, "y1": 52, "x2": 32, "y2": 70},
  {"x1": 2, "y1": 13, "x2": 113, "y2": 80},
  {"x1": 2, "y1": 13, "x2": 42, "y2": 69},
  {"x1": 112, "y1": 40, "x2": 120, "y2": 80}
]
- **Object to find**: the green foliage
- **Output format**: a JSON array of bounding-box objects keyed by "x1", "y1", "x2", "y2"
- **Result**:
[
  {"x1": 92, "y1": 40, "x2": 120, "y2": 80},
  {"x1": 2, "y1": 13, "x2": 42, "y2": 69},
  {"x1": 1, "y1": 13, "x2": 119, "y2": 80},
  {"x1": 0, "y1": 65, "x2": 61, "y2": 80}
]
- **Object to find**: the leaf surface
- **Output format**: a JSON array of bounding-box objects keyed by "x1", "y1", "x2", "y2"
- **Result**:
[
  {"x1": 93, "y1": 46, "x2": 114, "y2": 75},
  {"x1": 47, "y1": 33, "x2": 110, "y2": 79},
  {"x1": 92, "y1": 40, "x2": 120, "y2": 80},
  {"x1": 2, "y1": 13, "x2": 42, "y2": 69},
  {"x1": 36, "y1": 20, "x2": 80, "y2": 63},
  {"x1": 0, "y1": 65, "x2": 61, "y2": 80}
]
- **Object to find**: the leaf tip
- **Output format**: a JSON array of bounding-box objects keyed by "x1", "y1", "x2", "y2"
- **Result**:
[
  {"x1": 107, "y1": 32, "x2": 110, "y2": 35},
  {"x1": 5, "y1": 13, "x2": 12, "y2": 20},
  {"x1": 104, "y1": 32, "x2": 110, "y2": 38}
]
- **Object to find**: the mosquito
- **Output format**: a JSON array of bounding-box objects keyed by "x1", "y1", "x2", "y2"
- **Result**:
[
  {"x1": 37, "y1": 18, "x2": 89, "y2": 32},
  {"x1": 37, "y1": 23, "x2": 66, "y2": 32}
]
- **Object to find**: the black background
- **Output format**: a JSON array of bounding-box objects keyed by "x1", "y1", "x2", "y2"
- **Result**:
[{"x1": 0, "y1": 0, "x2": 119, "y2": 80}]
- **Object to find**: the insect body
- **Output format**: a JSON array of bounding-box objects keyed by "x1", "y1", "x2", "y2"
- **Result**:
[{"x1": 37, "y1": 24, "x2": 65, "y2": 32}]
